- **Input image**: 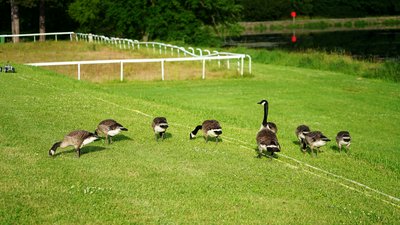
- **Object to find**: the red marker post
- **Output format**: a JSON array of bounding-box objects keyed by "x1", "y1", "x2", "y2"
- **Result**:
[
  {"x1": 291, "y1": 34, "x2": 297, "y2": 43},
  {"x1": 291, "y1": 11, "x2": 297, "y2": 43},
  {"x1": 291, "y1": 11, "x2": 296, "y2": 24}
]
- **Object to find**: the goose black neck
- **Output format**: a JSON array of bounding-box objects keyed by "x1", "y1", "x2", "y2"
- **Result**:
[
  {"x1": 262, "y1": 103, "x2": 269, "y2": 127},
  {"x1": 50, "y1": 142, "x2": 61, "y2": 151},
  {"x1": 191, "y1": 125, "x2": 202, "y2": 135}
]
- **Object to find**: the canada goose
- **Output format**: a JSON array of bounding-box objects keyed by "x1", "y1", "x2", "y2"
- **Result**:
[
  {"x1": 258, "y1": 99, "x2": 278, "y2": 133},
  {"x1": 190, "y1": 120, "x2": 222, "y2": 143},
  {"x1": 303, "y1": 131, "x2": 330, "y2": 156},
  {"x1": 256, "y1": 128, "x2": 280, "y2": 158},
  {"x1": 95, "y1": 119, "x2": 128, "y2": 144},
  {"x1": 295, "y1": 124, "x2": 310, "y2": 148},
  {"x1": 49, "y1": 130, "x2": 98, "y2": 157},
  {"x1": 336, "y1": 131, "x2": 351, "y2": 152},
  {"x1": 152, "y1": 117, "x2": 169, "y2": 141}
]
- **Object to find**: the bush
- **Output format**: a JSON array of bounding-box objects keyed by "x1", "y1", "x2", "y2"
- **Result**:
[
  {"x1": 303, "y1": 21, "x2": 330, "y2": 30},
  {"x1": 354, "y1": 20, "x2": 368, "y2": 28}
]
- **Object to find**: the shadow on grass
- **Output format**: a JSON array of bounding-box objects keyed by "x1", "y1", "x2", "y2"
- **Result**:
[
  {"x1": 154, "y1": 132, "x2": 173, "y2": 141},
  {"x1": 52, "y1": 145, "x2": 107, "y2": 157},
  {"x1": 99, "y1": 134, "x2": 133, "y2": 144},
  {"x1": 253, "y1": 147, "x2": 279, "y2": 159},
  {"x1": 330, "y1": 145, "x2": 350, "y2": 154}
]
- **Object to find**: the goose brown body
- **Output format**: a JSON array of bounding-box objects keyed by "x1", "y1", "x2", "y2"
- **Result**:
[
  {"x1": 49, "y1": 130, "x2": 98, "y2": 157},
  {"x1": 256, "y1": 128, "x2": 280, "y2": 158},
  {"x1": 190, "y1": 120, "x2": 222, "y2": 143},
  {"x1": 295, "y1": 124, "x2": 311, "y2": 148},
  {"x1": 303, "y1": 131, "x2": 330, "y2": 156},
  {"x1": 95, "y1": 119, "x2": 128, "y2": 144},
  {"x1": 152, "y1": 117, "x2": 169, "y2": 140},
  {"x1": 336, "y1": 131, "x2": 351, "y2": 152}
]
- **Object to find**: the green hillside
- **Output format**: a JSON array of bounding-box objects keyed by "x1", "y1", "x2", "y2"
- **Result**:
[{"x1": 0, "y1": 52, "x2": 399, "y2": 224}]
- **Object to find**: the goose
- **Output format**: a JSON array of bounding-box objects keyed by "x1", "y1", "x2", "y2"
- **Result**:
[
  {"x1": 190, "y1": 120, "x2": 222, "y2": 143},
  {"x1": 336, "y1": 131, "x2": 351, "y2": 152},
  {"x1": 295, "y1": 124, "x2": 311, "y2": 148},
  {"x1": 95, "y1": 119, "x2": 128, "y2": 144},
  {"x1": 152, "y1": 117, "x2": 169, "y2": 141},
  {"x1": 49, "y1": 130, "x2": 99, "y2": 157},
  {"x1": 256, "y1": 128, "x2": 280, "y2": 158},
  {"x1": 303, "y1": 131, "x2": 330, "y2": 156},
  {"x1": 258, "y1": 99, "x2": 278, "y2": 133}
]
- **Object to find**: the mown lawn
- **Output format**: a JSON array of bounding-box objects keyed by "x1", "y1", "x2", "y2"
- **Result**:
[{"x1": 0, "y1": 45, "x2": 399, "y2": 224}]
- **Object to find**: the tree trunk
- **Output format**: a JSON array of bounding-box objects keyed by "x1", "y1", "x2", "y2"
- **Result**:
[
  {"x1": 39, "y1": 0, "x2": 46, "y2": 41},
  {"x1": 10, "y1": 0, "x2": 20, "y2": 43}
]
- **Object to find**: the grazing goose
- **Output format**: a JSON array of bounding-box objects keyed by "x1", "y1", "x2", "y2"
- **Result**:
[
  {"x1": 190, "y1": 120, "x2": 222, "y2": 143},
  {"x1": 95, "y1": 119, "x2": 128, "y2": 144},
  {"x1": 49, "y1": 130, "x2": 98, "y2": 157},
  {"x1": 295, "y1": 124, "x2": 311, "y2": 148},
  {"x1": 152, "y1": 117, "x2": 169, "y2": 141},
  {"x1": 256, "y1": 128, "x2": 280, "y2": 158},
  {"x1": 336, "y1": 131, "x2": 351, "y2": 152},
  {"x1": 303, "y1": 131, "x2": 330, "y2": 156},
  {"x1": 258, "y1": 99, "x2": 278, "y2": 133}
]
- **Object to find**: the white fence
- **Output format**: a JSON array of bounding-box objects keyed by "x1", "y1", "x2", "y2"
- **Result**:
[
  {"x1": 2, "y1": 31, "x2": 251, "y2": 81},
  {"x1": 0, "y1": 32, "x2": 74, "y2": 42}
]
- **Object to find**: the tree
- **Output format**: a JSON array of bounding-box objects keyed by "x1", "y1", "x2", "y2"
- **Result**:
[
  {"x1": 39, "y1": 0, "x2": 45, "y2": 41},
  {"x1": 10, "y1": 0, "x2": 19, "y2": 42},
  {"x1": 68, "y1": 0, "x2": 242, "y2": 45}
]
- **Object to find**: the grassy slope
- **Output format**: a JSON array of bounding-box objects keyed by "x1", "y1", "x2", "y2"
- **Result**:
[{"x1": 0, "y1": 58, "x2": 399, "y2": 223}]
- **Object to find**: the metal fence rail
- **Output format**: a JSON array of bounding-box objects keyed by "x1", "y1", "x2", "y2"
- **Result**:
[
  {"x1": 1, "y1": 31, "x2": 251, "y2": 80},
  {"x1": 0, "y1": 32, "x2": 74, "y2": 42}
]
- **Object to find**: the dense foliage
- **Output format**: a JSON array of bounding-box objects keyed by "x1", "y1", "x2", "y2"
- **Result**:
[
  {"x1": 67, "y1": 0, "x2": 242, "y2": 45},
  {"x1": 1, "y1": 0, "x2": 400, "y2": 44}
]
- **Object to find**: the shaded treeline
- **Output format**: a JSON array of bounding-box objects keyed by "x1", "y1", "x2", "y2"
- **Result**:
[{"x1": 0, "y1": 0, "x2": 399, "y2": 45}]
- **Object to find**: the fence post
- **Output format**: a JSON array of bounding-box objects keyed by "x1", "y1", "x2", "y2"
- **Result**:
[
  {"x1": 77, "y1": 64, "x2": 81, "y2": 80},
  {"x1": 246, "y1": 55, "x2": 252, "y2": 74},
  {"x1": 120, "y1": 61, "x2": 124, "y2": 81},
  {"x1": 202, "y1": 59, "x2": 206, "y2": 79},
  {"x1": 161, "y1": 60, "x2": 165, "y2": 81},
  {"x1": 241, "y1": 57, "x2": 244, "y2": 76}
]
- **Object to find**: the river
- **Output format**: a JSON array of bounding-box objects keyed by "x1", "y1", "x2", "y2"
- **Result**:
[{"x1": 227, "y1": 29, "x2": 400, "y2": 60}]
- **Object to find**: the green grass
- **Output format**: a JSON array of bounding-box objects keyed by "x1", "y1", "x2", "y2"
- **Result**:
[
  {"x1": 0, "y1": 56, "x2": 399, "y2": 224},
  {"x1": 229, "y1": 47, "x2": 400, "y2": 82}
]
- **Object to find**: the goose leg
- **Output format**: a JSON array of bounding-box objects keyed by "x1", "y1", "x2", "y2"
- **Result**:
[
  {"x1": 205, "y1": 135, "x2": 209, "y2": 143},
  {"x1": 161, "y1": 132, "x2": 165, "y2": 141},
  {"x1": 257, "y1": 146, "x2": 263, "y2": 158},
  {"x1": 76, "y1": 148, "x2": 81, "y2": 158}
]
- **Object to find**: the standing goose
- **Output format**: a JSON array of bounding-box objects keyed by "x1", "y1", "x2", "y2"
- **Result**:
[
  {"x1": 152, "y1": 117, "x2": 169, "y2": 141},
  {"x1": 49, "y1": 130, "x2": 98, "y2": 157},
  {"x1": 295, "y1": 124, "x2": 311, "y2": 148},
  {"x1": 303, "y1": 131, "x2": 330, "y2": 156},
  {"x1": 256, "y1": 128, "x2": 280, "y2": 158},
  {"x1": 258, "y1": 100, "x2": 278, "y2": 133},
  {"x1": 336, "y1": 131, "x2": 351, "y2": 152},
  {"x1": 95, "y1": 119, "x2": 128, "y2": 144},
  {"x1": 190, "y1": 120, "x2": 222, "y2": 143}
]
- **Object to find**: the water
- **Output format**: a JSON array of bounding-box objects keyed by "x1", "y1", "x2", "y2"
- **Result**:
[{"x1": 227, "y1": 29, "x2": 400, "y2": 60}]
